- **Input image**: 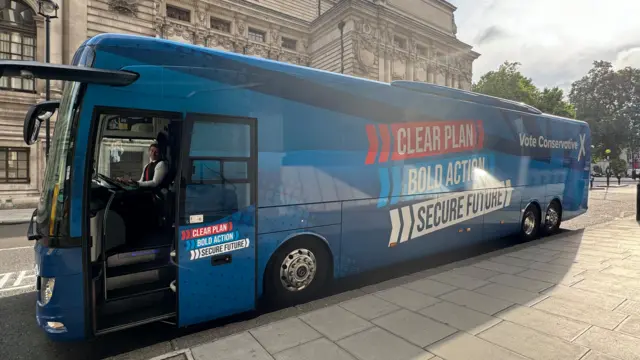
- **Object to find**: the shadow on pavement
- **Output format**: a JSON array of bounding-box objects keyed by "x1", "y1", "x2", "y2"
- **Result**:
[{"x1": 0, "y1": 228, "x2": 583, "y2": 360}]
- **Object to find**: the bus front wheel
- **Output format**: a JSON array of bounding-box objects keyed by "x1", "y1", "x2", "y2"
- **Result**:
[
  {"x1": 520, "y1": 205, "x2": 541, "y2": 241},
  {"x1": 264, "y1": 236, "x2": 332, "y2": 308}
]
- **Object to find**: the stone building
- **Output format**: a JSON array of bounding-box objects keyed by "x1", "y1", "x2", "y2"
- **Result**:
[{"x1": 0, "y1": 0, "x2": 479, "y2": 207}]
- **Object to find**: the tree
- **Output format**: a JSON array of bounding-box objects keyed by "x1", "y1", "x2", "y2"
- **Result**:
[
  {"x1": 472, "y1": 61, "x2": 540, "y2": 105},
  {"x1": 472, "y1": 61, "x2": 576, "y2": 118},
  {"x1": 569, "y1": 61, "x2": 640, "y2": 159},
  {"x1": 537, "y1": 87, "x2": 577, "y2": 118},
  {"x1": 610, "y1": 158, "x2": 627, "y2": 185}
]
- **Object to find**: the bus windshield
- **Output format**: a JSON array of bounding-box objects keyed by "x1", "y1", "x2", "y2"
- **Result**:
[{"x1": 35, "y1": 80, "x2": 82, "y2": 238}]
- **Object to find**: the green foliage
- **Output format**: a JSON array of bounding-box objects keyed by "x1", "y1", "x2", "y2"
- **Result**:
[
  {"x1": 569, "y1": 61, "x2": 640, "y2": 158},
  {"x1": 537, "y1": 87, "x2": 577, "y2": 118},
  {"x1": 472, "y1": 61, "x2": 576, "y2": 118},
  {"x1": 610, "y1": 158, "x2": 627, "y2": 177}
]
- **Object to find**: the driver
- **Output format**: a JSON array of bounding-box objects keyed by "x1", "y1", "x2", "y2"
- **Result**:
[{"x1": 128, "y1": 143, "x2": 167, "y2": 188}]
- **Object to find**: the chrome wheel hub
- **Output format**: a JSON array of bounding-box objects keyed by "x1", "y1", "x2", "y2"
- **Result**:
[
  {"x1": 523, "y1": 213, "x2": 536, "y2": 235},
  {"x1": 280, "y1": 248, "x2": 317, "y2": 292},
  {"x1": 546, "y1": 208, "x2": 559, "y2": 228}
]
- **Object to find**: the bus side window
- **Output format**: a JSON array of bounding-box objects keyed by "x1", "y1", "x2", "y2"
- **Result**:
[{"x1": 184, "y1": 119, "x2": 253, "y2": 222}]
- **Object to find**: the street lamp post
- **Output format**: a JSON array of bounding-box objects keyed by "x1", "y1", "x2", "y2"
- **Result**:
[{"x1": 37, "y1": 0, "x2": 59, "y2": 158}]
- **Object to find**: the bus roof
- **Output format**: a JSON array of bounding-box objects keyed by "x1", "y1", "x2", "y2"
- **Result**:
[{"x1": 85, "y1": 33, "x2": 587, "y2": 126}]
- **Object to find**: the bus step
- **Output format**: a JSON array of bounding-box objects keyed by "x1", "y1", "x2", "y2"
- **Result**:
[
  {"x1": 96, "y1": 297, "x2": 176, "y2": 335},
  {"x1": 106, "y1": 245, "x2": 171, "y2": 268},
  {"x1": 107, "y1": 258, "x2": 172, "y2": 278},
  {"x1": 107, "y1": 281, "x2": 171, "y2": 302}
]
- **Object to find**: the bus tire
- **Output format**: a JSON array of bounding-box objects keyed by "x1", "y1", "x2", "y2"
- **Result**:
[
  {"x1": 264, "y1": 236, "x2": 332, "y2": 308},
  {"x1": 542, "y1": 200, "x2": 562, "y2": 235},
  {"x1": 520, "y1": 204, "x2": 541, "y2": 241}
]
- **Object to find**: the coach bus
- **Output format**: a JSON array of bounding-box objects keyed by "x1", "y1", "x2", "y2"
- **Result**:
[{"x1": 0, "y1": 33, "x2": 590, "y2": 341}]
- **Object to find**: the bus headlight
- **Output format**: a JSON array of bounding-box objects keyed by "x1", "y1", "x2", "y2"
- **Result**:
[{"x1": 40, "y1": 277, "x2": 55, "y2": 305}]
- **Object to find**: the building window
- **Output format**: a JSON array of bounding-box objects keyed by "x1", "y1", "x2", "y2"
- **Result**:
[
  {"x1": 210, "y1": 17, "x2": 230, "y2": 33},
  {"x1": 281, "y1": 37, "x2": 296, "y2": 51},
  {"x1": 0, "y1": 147, "x2": 30, "y2": 183},
  {"x1": 248, "y1": 28, "x2": 265, "y2": 43},
  {"x1": 0, "y1": 0, "x2": 36, "y2": 92},
  {"x1": 393, "y1": 36, "x2": 406, "y2": 50},
  {"x1": 416, "y1": 44, "x2": 427, "y2": 57},
  {"x1": 167, "y1": 5, "x2": 190, "y2": 22}
]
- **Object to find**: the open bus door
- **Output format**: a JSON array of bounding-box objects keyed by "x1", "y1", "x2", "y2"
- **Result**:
[{"x1": 175, "y1": 113, "x2": 258, "y2": 326}]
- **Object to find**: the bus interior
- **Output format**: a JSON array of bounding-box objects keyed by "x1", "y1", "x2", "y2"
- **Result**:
[{"x1": 88, "y1": 112, "x2": 182, "y2": 333}]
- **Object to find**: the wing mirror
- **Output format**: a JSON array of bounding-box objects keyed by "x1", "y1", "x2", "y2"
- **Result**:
[{"x1": 23, "y1": 100, "x2": 60, "y2": 145}]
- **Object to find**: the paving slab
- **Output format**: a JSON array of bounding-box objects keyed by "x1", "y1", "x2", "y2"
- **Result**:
[
  {"x1": 575, "y1": 326, "x2": 640, "y2": 360},
  {"x1": 533, "y1": 296, "x2": 628, "y2": 330},
  {"x1": 338, "y1": 294, "x2": 400, "y2": 320},
  {"x1": 373, "y1": 286, "x2": 440, "y2": 311},
  {"x1": 427, "y1": 271, "x2": 490, "y2": 290},
  {"x1": 478, "y1": 321, "x2": 589, "y2": 360},
  {"x1": 299, "y1": 305, "x2": 374, "y2": 341},
  {"x1": 580, "y1": 351, "x2": 621, "y2": 360},
  {"x1": 337, "y1": 327, "x2": 435, "y2": 360},
  {"x1": 615, "y1": 316, "x2": 640, "y2": 338},
  {"x1": 249, "y1": 318, "x2": 322, "y2": 354},
  {"x1": 601, "y1": 266, "x2": 640, "y2": 279},
  {"x1": 191, "y1": 332, "x2": 273, "y2": 360},
  {"x1": 495, "y1": 305, "x2": 590, "y2": 341},
  {"x1": 419, "y1": 301, "x2": 502, "y2": 335},
  {"x1": 402, "y1": 278, "x2": 458, "y2": 297},
  {"x1": 450, "y1": 265, "x2": 502, "y2": 280},
  {"x1": 487, "y1": 273, "x2": 554, "y2": 292},
  {"x1": 516, "y1": 268, "x2": 585, "y2": 286},
  {"x1": 615, "y1": 300, "x2": 640, "y2": 317},
  {"x1": 427, "y1": 332, "x2": 528, "y2": 360},
  {"x1": 273, "y1": 338, "x2": 356, "y2": 360},
  {"x1": 473, "y1": 260, "x2": 528, "y2": 275},
  {"x1": 372, "y1": 309, "x2": 457, "y2": 347},
  {"x1": 541, "y1": 285, "x2": 626, "y2": 311},
  {"x1": 474, "y1": 282, "x2": 546, "y2": 306},
  {"x1": 439, "y1": 288, "x2": 514, "y2": 315},
  {"x1": 490, "y1": 255, "x2": 536, "y2": 267}
]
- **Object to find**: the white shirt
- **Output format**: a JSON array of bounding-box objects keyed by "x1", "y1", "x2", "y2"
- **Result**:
[{"x1": 138, "y1": 160, "x2": 167, "y2": 188}]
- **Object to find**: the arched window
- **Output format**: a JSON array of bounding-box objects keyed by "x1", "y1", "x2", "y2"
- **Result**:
[{"x1": 0, "y1": 0, "x2": 36, "y2": 92}]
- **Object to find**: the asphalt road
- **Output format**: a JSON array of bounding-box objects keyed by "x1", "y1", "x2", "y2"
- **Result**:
[{"x1": 0, "y1": 186, "x2": 637, "y2": 360}]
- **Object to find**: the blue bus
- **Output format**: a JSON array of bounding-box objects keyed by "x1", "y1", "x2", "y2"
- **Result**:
[{"x1": 0, "y1": 33, "x2": 590, "y2": 341}]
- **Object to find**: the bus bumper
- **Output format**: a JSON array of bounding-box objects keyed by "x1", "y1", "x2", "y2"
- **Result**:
[{"x1": 35, "y1": 274, "x2": 86, "y2": 342}]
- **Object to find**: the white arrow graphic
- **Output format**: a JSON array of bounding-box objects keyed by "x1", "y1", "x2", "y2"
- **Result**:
[
  {"x1": 388, "y1": 209, "x2": 401, "y2": 247},
  {"x1": 399, "y1": 206, "x2": 412, "y2": 243}
]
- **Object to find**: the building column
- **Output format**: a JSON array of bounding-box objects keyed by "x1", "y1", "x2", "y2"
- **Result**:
[
  {"x1": 64, "y1": 0, "x2": 88, "y2": 64},
  {"x1": 384, "y1": 50, "x2": 391, "y2": 82},
  {"x1": 377, "y1": 44, "x2": 384, "y2": 81},
  {"x1": 407, "y1": 58, "x2": 414, "y2": 81},
  {"x1": 50, "y1": 0, "x2": 64, "y2": 90}
]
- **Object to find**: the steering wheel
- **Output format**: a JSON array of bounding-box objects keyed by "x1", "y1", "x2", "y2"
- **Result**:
[{"x1": 97, "y1": 173, "x2": 133, "y2": 190}]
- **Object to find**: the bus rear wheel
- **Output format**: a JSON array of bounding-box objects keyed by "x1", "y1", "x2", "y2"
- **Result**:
[
  {"x1": 543, "y1": 201, "x2": 562, "y2": 235},
  {"x1": 520, "y1": 205, "x2": 541, "y2": 241},
  {"x1": 264, "y1": 237, "x2": 331, "y2": 308}
]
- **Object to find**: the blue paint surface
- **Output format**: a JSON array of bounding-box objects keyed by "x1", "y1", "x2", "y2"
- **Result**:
[{"x1": 38, "y1": 33, "x2": 591, "y2": 338}]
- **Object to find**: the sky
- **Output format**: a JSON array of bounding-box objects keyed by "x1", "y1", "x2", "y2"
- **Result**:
[{"x1": 448, "y1": 0, "x2": 640, "y2": 92}]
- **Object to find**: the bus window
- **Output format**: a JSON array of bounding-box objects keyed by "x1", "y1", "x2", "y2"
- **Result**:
[{"x1": 182, "y1": 117, "x2": 254, "y2": 223}]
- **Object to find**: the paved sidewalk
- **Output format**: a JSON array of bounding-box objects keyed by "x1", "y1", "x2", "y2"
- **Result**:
[
  {"x1": 149, "y1": 218, "x2": 640, "y2": 360},
  {"x1": 0, "y1": 208, "x2": 35, "y2": 225}
]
